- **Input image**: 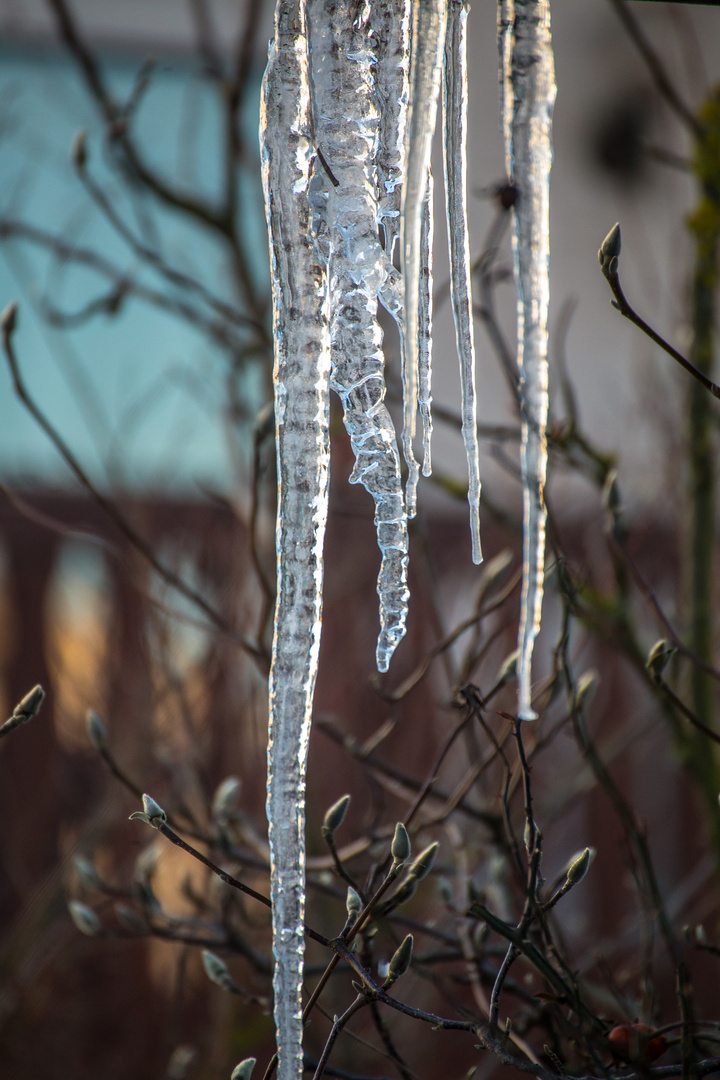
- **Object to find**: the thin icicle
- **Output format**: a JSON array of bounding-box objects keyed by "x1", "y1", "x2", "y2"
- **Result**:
[
  {"x1": 443, "y1": 0, "x2": 482, "y2": 565},
  {"x1": 402, "y1": 0, "x2": 447, "y2": 519},
  {"x1": 500, "y1": 0, "x2": 555, "y2": 720},
  {"x1": 259, "y1": 4, "x2": 331, "y2": 1077},
  {"x1": 418, "y1": 172, "x2": 434, "y2": 477},
  {"x1": 309, "y1": 0, "x2": 409, "y2": 672},
  {"x1": 372, "y1": 0, "x2": 411, "y2": 262}
]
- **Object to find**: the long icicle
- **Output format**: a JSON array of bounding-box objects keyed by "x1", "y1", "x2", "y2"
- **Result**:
[
  {"x1": 443, "y1": 0, "x2": 482, "y2": 565},
  {"x1": 402, "y1": 0, "x2": 447, "y2": 519},
  {"x1": 373, "y1": 0, "x2": 411, "y2": 262},
  {"x1": 310, "y1": 0, "x2": 409, "y2": 673},
  {"x1": 500, "y1": 0, "x2": 556, "y2": 720},
  {"x1": 417, "y1": 171, "x2": 434, "y2": 477},
  {"x1": 259, "y1": 3, "x2": 331, "y2": 1077}
]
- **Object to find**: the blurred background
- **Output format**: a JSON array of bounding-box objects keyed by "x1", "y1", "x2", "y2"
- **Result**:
[{"x1": 1, "y1": 2, "x2": 720, "y2": 1078}]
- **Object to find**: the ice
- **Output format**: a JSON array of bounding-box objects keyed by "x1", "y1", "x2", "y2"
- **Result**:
[
  {"x1": 401, "y1": 0, "x2": 447, "y2": 519},
  {"x1": 309, "y1": 0, "x2": 409, "y2": 673},
  {"x1": 372, "y1": 0, "x2": 411, "y2": 262},
  {"x1": 259, "y1": 4, "x2": 331, "y2": 1077},
  {"x1": 443, "y1": 0, "x2": 482, "y2": 564},
  {"x1": 417, "y1": 173, "x2": 434, "y2": 477},
  {"x1": 259, "y1": 1, "x2": 506, "y2": 1074},
  {"x1": 499, "y1": 0, "x2": 556, "y2": 720}
]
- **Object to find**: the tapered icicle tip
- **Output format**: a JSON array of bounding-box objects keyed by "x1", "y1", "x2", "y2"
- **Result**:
[
  {"x1": 470, "y1": 512, "x2": 482, "y2": 565},
  {"x1": 421, "y1": 407, "x2": 433, "y2": 478},
  {"x1": 518, "y1": 666, "x2": 538, "y2": 720}
]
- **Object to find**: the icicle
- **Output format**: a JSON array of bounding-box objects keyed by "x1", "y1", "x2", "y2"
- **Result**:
[
  {"x1": 259, "y1": 4, "x2": 331, "y2": 1077},
  {"x1": 309, "y1": 0, "x2": 409, "y2": 672},
  {"x1": 402, "y1": 0, "x2": 447, "y2": 519},
  {"x1": 372, "y1": 0, "x2": 411, "y2": 262},
  {"x1": 418, "y1": 172, "x2": 434, "y2": 477},
  {"x1": 443, "y1": 0, "x2": 482, "y2": 565},
  {"x1": 499, "y1": 0, "x2": 556, "y2": 720},
  {"x1": 259, "y1": 2, "x2": 503, "y2": 1073}
]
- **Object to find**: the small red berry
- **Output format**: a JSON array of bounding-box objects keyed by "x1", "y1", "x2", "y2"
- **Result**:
[{"x1": 608, "y1": 1024, "x2": 668, "y2": 1064}]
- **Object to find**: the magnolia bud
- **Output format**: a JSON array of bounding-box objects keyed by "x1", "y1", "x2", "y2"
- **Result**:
[
  {"x1": 386, "y1": 934, "x2": 413, "y2": 986},
  {"x1": 86, "y1": 709, "x2": 108, "y2": 750},
  {"x1": 231, "y1": 1058, "x2": 257, "y2": 1080},
  {"x1": 565, "y1": 847, "x2": 594, "y2": 886},
  {"x1": 408, "y1": 842, "x2": 439, "y2": 881},
  {"x1": 212, "y1": 776, "x2": 241, "y2": 821},
  {"x1": 129, "y1": 793, "x2": 167, "y2": 830},
  {"x1": 73, "y1": 855, "x2": 102, "y2": 890},
  {"x1": 497, "y1": 649, "x2": 519, "y2": 685},
  {"x1": 68, "y1": 900, "x2": 101, "y2": 936},
  {"x1": 346, "y1": 886, "x2": 362, "y2": 921},
  {"x1": 575, "y1": 670, "x2": 599, "y2": 709},
  {"x1": 602, "y1": 468, "x2": 621, "y2": 519},
  {"x1": 322, "y1": 794, "x2": 350, "y2": 839},
  {"x1": 391, "y1": 822, "x2": 410, "y2": 866},
  {"x1": 202, "y1": 950, "x2": 234, "y2": 991},
  {"x1": 598, "y1": 223, "x2": 621, "y2": 271},
  {"x1": 166, "y1": 1045, "x2": 197, "y2": 1080},
  {"x1": 13, "y1": 684, "x2": 45, "y2": 721},
  {"x1": 646, "y1": 639, "x2": 676, "y2": 681}
]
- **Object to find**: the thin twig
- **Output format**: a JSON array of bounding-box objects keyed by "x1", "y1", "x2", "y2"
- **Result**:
[
  {"x1": 313, "y1": 995, "x2": 369, "y2": 1080},
  {"x1": 652, "y1": 675, "x2": 720, "y2": 748},
  {"x1": 599, "y1": 228, "x2": 720, "y2": 400}
]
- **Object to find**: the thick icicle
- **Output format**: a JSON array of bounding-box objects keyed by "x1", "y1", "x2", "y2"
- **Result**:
[
  {"x1": 259, "y1": 4, "x2": 331, "y2": 1077},
  {"x1": 417, "y1": 173, "x2": 434, "y2": 477},
  {"x1": 309, "y1": 0, "x2": 409, "y2": 672},
  {"x1": 372, "y1": 0, "x2": 411, "y2": 262},
  {"x1": 499, "y1": 0, "x2": 555, "y2": 720},
  {"x1": 443, "y1": 0, "x2": 482, "y2": 565},
  {"x1": 402, "y1": 0, "x2": 447, "y2": 519}
]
